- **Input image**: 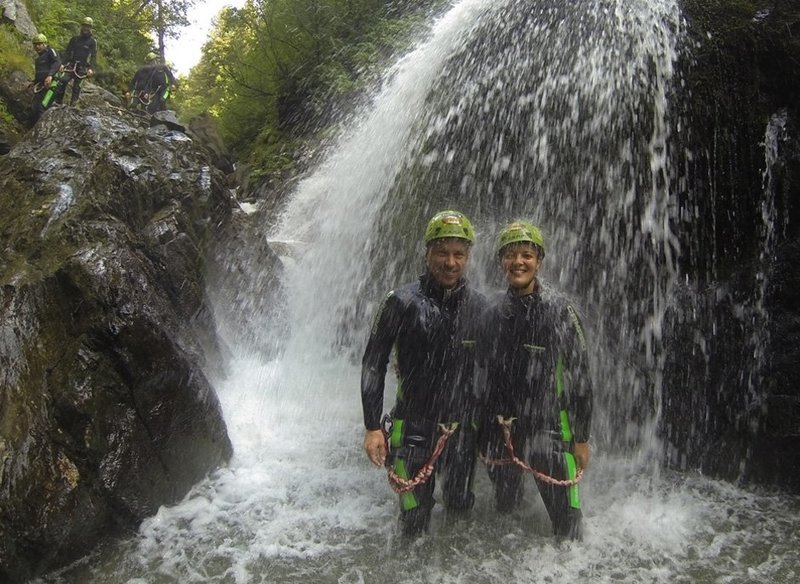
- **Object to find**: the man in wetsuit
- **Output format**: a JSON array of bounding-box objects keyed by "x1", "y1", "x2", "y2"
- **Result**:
[
  {"x1": 56, "y1": 16, "x2": 97, "y2": 106},
  {"x1": 480, "y1": 221, "x2": 593, "y2": 539},
  {"x1": 361, "y1": 210, "x2": 487, "y2": 536},
  {"x1": 30, "y1": 33, "x2": 61, "y2": 122},
  {"x1": 128, "y1": 52, "x2": 176, "y2": 113},
  {"x1": 145, "y1": 54, "x2": 176, "y2": 113},
  {"x1": 127, "y1": 52, "x2": 158, "y2": 111}
]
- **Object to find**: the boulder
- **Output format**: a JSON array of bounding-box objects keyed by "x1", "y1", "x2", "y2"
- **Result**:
[
  {"x1": 1, "y1": 0, "x2": 37, "y2": 38},
  {"x1": 0, "y1": 103, "x2": 236, "y2": 581},
  {"x1": 150, "y1": 109, "x2": 185, "y2": 132},
  {"x1": 187, "y1": 112, "x2": 235, "y2": 176},
  {"x1": 0, "y1": 69, "x2": 36, "y2": 127}
]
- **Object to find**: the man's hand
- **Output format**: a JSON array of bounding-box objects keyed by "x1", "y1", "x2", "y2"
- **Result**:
[
  {"x1": 44, "y1": 75, "x2": 52, "y2": 87},
  {"x1": 87, "y1": 68, "x2": 94, "y2": 77},
  {"x1": 363, "y1": 429, "x2": 387, "y2": 467},
  {"x1": 573, "y1": 441, "x2": 590, "y2": 470}
]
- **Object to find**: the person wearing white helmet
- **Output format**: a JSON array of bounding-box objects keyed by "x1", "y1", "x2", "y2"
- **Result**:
[
  {"x1": 361, "y1": 210, "x2": 487, "y2": 536},
  {"x1": 479, "y1": 221, "x2": 593, "y2": 540},
  {"x1": 55, "y1": 16, "x2": 97, "y2": 106}
]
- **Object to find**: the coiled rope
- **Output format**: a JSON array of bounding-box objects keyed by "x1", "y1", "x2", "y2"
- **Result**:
[
  {"x1": 481, "y1": 416, "x2": 584, "y2": 487},
  {"x1": 386, "y1": 422, "x2": 459, "y2": 494}
]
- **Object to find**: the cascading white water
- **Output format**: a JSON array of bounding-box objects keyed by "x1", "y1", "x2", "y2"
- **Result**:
[{"x1": 40, "y1": 1, "x2": 800, "y2": 582}]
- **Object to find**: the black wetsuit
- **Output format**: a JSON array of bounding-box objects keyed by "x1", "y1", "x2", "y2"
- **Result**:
[
  {"x1": 147, "y1": 64, "x2": 175, "y2": 112},
  {"x1": 361, "y1": 274, "x2": 486, "y2": 535},
  {"x1": 32, "y1": 46, "x2": 61, "y2": 120},
  {"x1": 128, "y1": 64, "x2": 155, "y2": 110},
  {"x1": 480, "y1": 283, "x2": 593, "y2": 538},
  {"x1": 57, "y1": 32, "x2": 97, "y2": 105},
  {"x1": 129, "y1": 64, "x2": 175, "y2": 113}
]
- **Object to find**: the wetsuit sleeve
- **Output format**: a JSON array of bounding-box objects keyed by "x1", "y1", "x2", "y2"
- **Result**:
[
  {"x1": 474, "y1": 304, "x2": 494, "y2": 406},
  {"x1": 564, "y1": 304, "x2": 593, "y2": 443},
  {"x1": 89, "y1": 38, "x2": 97, "y2": 68},
  {"x1": 64, "y1": 37, "x2": 75, "y2": 64},
  {"x1": 47, "y1": 49, "x2": 61, "y2": 77},
  {"x1": 131, "y1": 68, "x2": 148, "y2": 91},
  {"x1": 361, "y1": 291, "x2": 402, "y2": 431}
]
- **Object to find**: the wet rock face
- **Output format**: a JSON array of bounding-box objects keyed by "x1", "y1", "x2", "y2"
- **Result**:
[
  {"x1": 664, "y1": 1, "x2": 800, "y2": 490},
  {"x1": 187, "y1": 113, "x2": 235, "y2": 176},
  {"x1": 0, "y1": 104, "x2": 235, "y2": 581},
  {"x1": 0, "y1": 69, "x2": 37, "y2": 128}
]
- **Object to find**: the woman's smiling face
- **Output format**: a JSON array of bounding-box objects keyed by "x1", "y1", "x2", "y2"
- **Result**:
[{"x1": 500, "y1": 242, "x2": 542, "y2": 296}]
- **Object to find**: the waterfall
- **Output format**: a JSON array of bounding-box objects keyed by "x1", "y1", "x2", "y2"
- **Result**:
[{"x1": 40, "y1": 2, "x2": 800, "y2": 582}]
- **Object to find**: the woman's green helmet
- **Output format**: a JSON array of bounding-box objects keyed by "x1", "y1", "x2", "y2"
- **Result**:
[
  {"x1": 424, "y1": 210, "x2": 475, "y2": 244},
  {"x1": 146, "y1": 52, "x2": 159, "y2": 63},
  {"x1": 32, "y1": 33, "x2": 48, "y2": 44},
  {"x1": 497, "y1": 221, "x2": 545, "y2": 257},
  {"x1": 82, "y1": 17, "x2": 94, "y2": 27}
]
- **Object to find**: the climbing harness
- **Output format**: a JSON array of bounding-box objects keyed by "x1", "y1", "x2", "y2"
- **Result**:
[
  {"x1": 481, "y1": 416, "x2": 584, "y2": 487},
  {"x1": 61, "y1": 62, "x2": 89, "y2": 79},
  {"x1": 385, "y1": 421, "x2": 459, "y2": 494},
  {"x1": 31, "y1": 70, "x2": 65, "y2": 110},
  {"x1": 128, "y1": 90, "x2": 154, "y2": 111}
]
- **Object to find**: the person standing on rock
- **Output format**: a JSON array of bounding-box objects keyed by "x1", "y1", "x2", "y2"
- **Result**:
[
  {"x1": 145, "y1": 53, "x2": 176, "y2": 113},
  {"x1": 479, "y1": 221, "x2": 593, "y2": 540},
  {"x1": 361, "y1": 210, "x2": 487, "y2": 536},
  {"x1": 127, "y1": 52, "x2": 176, "y2": 114},
  {"x1": 30, "y1": 33, "x2": 61, "y2": 123},
  {"x1": 55, "y1": 16, "x2": 97, "y2": 106},
  {"x1": 127, "y1": 52, "x2": 158, "y2": 112}
]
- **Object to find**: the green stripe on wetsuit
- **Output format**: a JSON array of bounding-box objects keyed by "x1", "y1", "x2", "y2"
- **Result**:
[
  {"x1": 390, "y1": 418, "x2": 418, "y2": 510},
  {"x1": 556, "y1": 355, "x2": 580, "y2": 508},
  {"x1": 564, "y1": 452, "x2": 581, "y2": 508}
]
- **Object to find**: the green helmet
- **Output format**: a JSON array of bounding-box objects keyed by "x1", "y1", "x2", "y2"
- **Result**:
[
  {"x1": 424, "y1": 210, "x2": 475, "y2": 244},
  {"x1": 82, "y1": 17, "x2": 94, "y2": 26},
  {"x1": 146, "y1": 52, "x2": 159, "y2": 63},
  {"x1": 497, "y1": 221, "x2": 545, "y2": 256},
  {"x1": 32, "y1": 33, "x2": 48, "y2": 44}
]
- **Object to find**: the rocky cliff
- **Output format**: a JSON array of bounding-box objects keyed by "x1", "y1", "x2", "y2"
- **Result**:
[
  {"x1": 0, "y1": 104, "x2": 238, "y2": 581},
  {"x1": 664, "y1": 0, "x2": 800, "y2": 490}
]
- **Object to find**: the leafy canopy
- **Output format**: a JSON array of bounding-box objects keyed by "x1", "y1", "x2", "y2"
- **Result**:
[{"x1": 177, "y1": 0, "x2": 445, "y2": 176}]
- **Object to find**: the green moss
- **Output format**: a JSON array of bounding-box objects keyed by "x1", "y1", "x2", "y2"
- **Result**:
[
  {"x1": 0, "y1": 170, "x2": 79, "y2": 285},
  {"x1": 0, "y1": 24, "x2": 32, "y2": 75},
  {"x1": 246, "y1": 128, "x2": 298, "y2": 178},
  {"x1": 0, "y1": 99, "x2": 16, "y2": 125}
]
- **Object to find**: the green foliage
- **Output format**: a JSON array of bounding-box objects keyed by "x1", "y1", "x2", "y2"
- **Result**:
[
  {"x1": 23, "y1": 0, "x2": 191, "y2": 95},
  {"x1": 0, "y1": 99, "x2": 16, "y2": 126},
  {"x1": 178, "y1": 0, "x2": 446, "y2": 177},
  {"x1": 0, "y1": 24, "x2": 31, "y2": 75}
]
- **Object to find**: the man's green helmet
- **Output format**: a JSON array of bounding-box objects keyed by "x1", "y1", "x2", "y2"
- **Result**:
[
  {"x1": 82, "y1": 17, "x2": 94, "y2": 26},
  {"x1": 497, "y1": 221, "x2": 546, "y2": 257},
  {"x1": 424, "y1": 210, "x2": 475, "y2": 244},
  {"x1": 32, "y1": 33, "x2": 48, "y2": 44},
  {"x1": 146, "y1": 52, "x2": 159, "y2": 63}
]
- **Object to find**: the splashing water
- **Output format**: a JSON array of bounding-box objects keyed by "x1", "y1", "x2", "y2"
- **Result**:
[{"x1": 39, "y1": 1, "x2": 800, "y2": 582}]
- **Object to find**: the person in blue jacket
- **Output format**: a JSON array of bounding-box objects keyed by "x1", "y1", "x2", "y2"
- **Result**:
[
  {"x1": 361, "y1": 210, "x2": 487, "y2": 536},
  {"x1": 480, "y1": 221, "x2": 593, "y2": 539}
]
